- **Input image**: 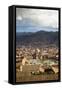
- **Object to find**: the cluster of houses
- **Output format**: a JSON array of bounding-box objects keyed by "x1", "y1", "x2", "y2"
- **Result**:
[{"x1": 16, "y1": 46, "x2": 59, "y2": 74}]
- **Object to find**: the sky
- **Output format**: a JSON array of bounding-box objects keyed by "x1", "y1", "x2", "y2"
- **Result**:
[{"x1": 16, "y1": 8, "x2": 59, "y2": 32}]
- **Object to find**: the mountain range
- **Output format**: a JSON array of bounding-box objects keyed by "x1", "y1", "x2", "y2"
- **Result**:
[{"x1": 16, "y1": 30, "x2": 59, "y2": 48}]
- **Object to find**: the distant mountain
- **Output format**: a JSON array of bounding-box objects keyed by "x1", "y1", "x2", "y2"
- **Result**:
[
  {"x1": 16, "y1": 31, "x2": 59, "y2": 48},
  {"x1": 16, "y1": 32, "x2": 33, "y2": 36}
]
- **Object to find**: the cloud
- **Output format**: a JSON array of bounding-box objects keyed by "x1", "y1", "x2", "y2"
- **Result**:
[
  {"x1": 16, "y1": 16, "x2": 23, "y2": 21},
  {"x1": 16, "y1": 8, "x2": 58, "y2": 29}
]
